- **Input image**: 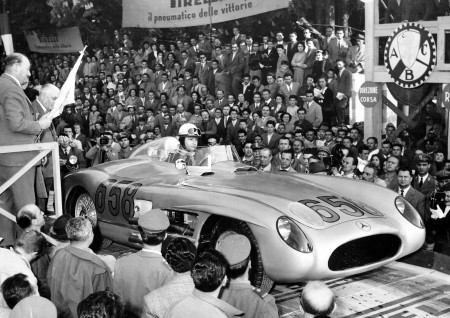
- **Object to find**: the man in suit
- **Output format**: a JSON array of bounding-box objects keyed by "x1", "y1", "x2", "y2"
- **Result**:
[
  {"x1": 190, "y1": 76, "x2": 206, "y2": 94},
  {"x1": 226, "y1": 109, "x2": 240, "y2": 145},
  {"x1": 303, "y1": 90, "x2": 323, "y2": 129},
  {"x1": 261, "y1": 120, "x2": 281, "y2": 155},
  {"x1": 412, "y1": 154, "x2": 437, "y2": 196},
  {"x1": 389, "y1": 167, "x2": 427, "y2": 220},
  {"x1": 74, "y1": 106, "x2": 91, "y2": 136},
  {"x1": 197, "y1": 33, "x2": 213, "y2": 58},
  {"x1": 321, "y1": 26, "x2": 336, "y2": 51},
  {"x1": 32, "y1": 84, "x2": 60, "y2": 214},
  {"x1": 278, "y1": 73, "x2": 301, "y2": 99},
  {"x1": 157, "y1": 73, "x2": 172, "y2": 96},
  {"x1": 194, "y1": 52, "x2": 213, "y2": 92},
  {"x1": 286, "y1": 32, "x2": 299, "y2": 64},
  {"x1": 58, "y1": 135, "x2": 86, "y2": 177},
  {"x1": 335, "y1": 59, "x2": 352, "y2": 124},
  {"x1": 264, "y1": 73, "x2": 279, "y2": 99},
  {"x1": 0, "y1": 53, "x2": 53, "y2": 244},
  {"x1": 180, "y1": 51, "x2": 195, "y2": 72},
  {"x1": 171, "y1": 86, "x2": 192, "y2": 111},
  {"x1": 328, "y1": 28, "x2": 352, "y2": 64},
  {"x1": 239, "y1": 74, "x2": 255, "y2": 104},
  {"x1": 212, "y1": 108, "x2": 226, "y2": 143},
  {"x1": 173, "y1": 104, "x2": 192, "y2": 128},
  {"x1": 160, "y1": 113, "x2": 177, "y2": 137},
  {"x1": 346, "y1": 34, "x2": 366, "y2": 73},
  {"x1": 114, "y1": 210, "x2": 173, "y2": 317},
  {"x1": 385, "y1": 0, "x2": 411, "y2": 23},
  {"x1": 303, "y1": 39, "x2": 318, "y2": 78},
  {"x1": 231, "y1": 27, "x2": 244, "y2": 45},
  {"x1": 213, "y1": 90, "x2": 227, "y2": 110},
  {"x1": 226, "y1": 43, "x2": 246, "y2": 98}
]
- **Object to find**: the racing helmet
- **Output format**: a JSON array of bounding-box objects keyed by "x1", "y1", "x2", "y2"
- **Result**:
[{"x1": 178, "y1": 123, "x2": 200, "y2": 138}]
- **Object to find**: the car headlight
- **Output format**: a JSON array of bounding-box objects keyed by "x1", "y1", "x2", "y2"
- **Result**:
[
  {"x1": 395, "y1": 196, "x2": 424, "y2": 229},
  {"x1": 277, "y1": 216, "x2": 312, "y2": 253}
]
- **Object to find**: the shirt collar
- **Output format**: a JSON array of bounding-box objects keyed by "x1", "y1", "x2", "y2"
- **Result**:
[
  {"x1": 141, "y1": 248, "x2": 162, "y2": 255},
  {"x1": 400, "y1": 185, "x2": 411, "y2": 195}
]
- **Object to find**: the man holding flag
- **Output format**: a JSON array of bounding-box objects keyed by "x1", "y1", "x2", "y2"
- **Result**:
[{"x1": 0, "y1": 53, "x2": 52, "y2": 245}]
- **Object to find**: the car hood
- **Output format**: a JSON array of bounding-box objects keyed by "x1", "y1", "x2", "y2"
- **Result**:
[
  {"x1": 180, "y1": 164, "x2": 385, "y2": 230},
  {"x1": 96, "y1": 159, "x2": 386, "y2": 229}
]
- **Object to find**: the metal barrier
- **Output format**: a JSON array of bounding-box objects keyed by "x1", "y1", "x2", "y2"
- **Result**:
[{"x1": 0, "y1": 142, "x2": 62, "y2": 232}]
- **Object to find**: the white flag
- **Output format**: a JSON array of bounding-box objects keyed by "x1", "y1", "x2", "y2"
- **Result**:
[{"x1": 48, "y1": 46, "x2": 87, "y2": 119}]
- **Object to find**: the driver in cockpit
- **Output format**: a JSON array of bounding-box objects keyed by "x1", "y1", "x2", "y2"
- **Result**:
[{"x1": 167, "y1": 123, "x2": 201, "y2": 165}]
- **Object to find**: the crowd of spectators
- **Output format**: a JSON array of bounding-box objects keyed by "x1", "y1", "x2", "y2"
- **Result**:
[
  {"x1": 0, "y1": 22, "x2": 449, "y2": 318},
  {"x1": 0, "y1": 208, "x2": 336, "y2": 318}
]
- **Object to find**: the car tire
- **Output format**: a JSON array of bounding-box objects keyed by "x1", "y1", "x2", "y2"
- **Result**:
[
  {"x1": 68, "y1": 190, "x2": 113, "y2": 252},
  {"x1": 210, "y1": 218, "x2": 275, "y2": 293}
]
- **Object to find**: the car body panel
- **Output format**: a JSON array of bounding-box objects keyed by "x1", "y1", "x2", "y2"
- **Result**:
[{"x1": 63, "y1": 137, "x2": 425, "y2": 283}]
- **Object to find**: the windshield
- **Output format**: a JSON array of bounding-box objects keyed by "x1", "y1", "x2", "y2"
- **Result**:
[
  {"x1": 165, "y1": 145, "x2": 239, "y2": 166},
  {"x1": 130, "y1": 137, "x2": 241, "y2": 166}
]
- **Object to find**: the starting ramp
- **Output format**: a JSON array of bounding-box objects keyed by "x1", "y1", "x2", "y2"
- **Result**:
[{"x1": 274, "y1": 261, "x2": 450, "y2": 317}]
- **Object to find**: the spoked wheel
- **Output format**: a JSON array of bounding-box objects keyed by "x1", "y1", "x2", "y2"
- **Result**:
[
  {"x1": 73, "y1": 192, "x2": 112, "y2": 251},
  {"x1": 210, "y1": 218, "x2": 275, "y2": 293}
]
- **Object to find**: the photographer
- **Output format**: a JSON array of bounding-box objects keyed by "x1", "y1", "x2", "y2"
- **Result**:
[
  {"x1": 58, "y1": 135, "x2": 86, "y2": 177},
  {"x1": 86, "y1": 132, "x2": 118, "y2": 166},
  {"x1": 425, "y1": 173, "x2": 450, "y2": 251}
]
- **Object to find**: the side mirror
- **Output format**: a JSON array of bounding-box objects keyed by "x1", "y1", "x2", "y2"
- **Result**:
[{"x1": 175, "y1": 159, "x2": 186, "y2": 170}]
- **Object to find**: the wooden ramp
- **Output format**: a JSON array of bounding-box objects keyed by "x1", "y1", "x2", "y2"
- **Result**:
[{"x1": 274, "y1": 262, "x2": 450, "y2": 317}]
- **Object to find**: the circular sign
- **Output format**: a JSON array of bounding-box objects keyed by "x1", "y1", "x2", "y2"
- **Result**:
[
  {"x1": 384, "y1": 22, "x2": 436, "y2": 88},
  {"x1": 443, "y1": 85, "x2": 450, "y2": 111},
  {"x1": 359, "y1": 81, "x2": 379, "y2": 108}
]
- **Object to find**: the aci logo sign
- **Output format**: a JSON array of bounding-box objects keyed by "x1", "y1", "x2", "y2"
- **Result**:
[{"x1": 384, "y1": 22, "x2": 436, "y2": 88}]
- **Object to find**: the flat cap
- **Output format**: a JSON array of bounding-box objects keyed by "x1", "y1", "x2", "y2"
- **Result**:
[
  {"x1": 415, "y1": 153, "x2": 432, "y2": 163},
  {"x1": 138, "y1": 209, "x2": 170, "y2": 233},
  {"x1": 216, "y1": 234, "x2": 251, "y2": 266},
  {"x1": 251, "y1": 142, "x2": 263, "y2": 150},
  {"x1": 317, "y1": 146, "x2": 331, "y2": 156},
  {"x1": 118, "y1": 132, "x2": 129, "y2": 141},
  {"x1": 436, "y1": 170, "x2": 450, "y2": 181}
]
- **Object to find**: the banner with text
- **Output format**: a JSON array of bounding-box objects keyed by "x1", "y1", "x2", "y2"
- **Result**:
[
  {"x1": 122, "y1": 0, "x2": 289, "y2": 28},
  {"x1": 25, "y1": 26, "x2": 84, "y2": 53}
]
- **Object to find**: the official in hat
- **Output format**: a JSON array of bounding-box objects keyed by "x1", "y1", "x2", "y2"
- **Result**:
[
  {"x1": 216, "y1": 234, "x2": 251, "y2": 268},
  {"x1": 251, "y1": 142, "x2": 263, "y2": 151},
  {"x1": 114, "y1": 208, "x2": 172, "y2": 316},
  {"x1": 217, "y1": 234, "x2": 278, "y2": 318},
  {"x1": 117, "y1": 132, "x2": 129, "y2": 142},
  {"x1": 415, "y1": 153, "x2": 432, "y2": 164},
  {"x1": 138, "y1": 208, "x2": 170, "y2": 233},
  {"x1": 413, "y1": 153, "x2": 437, "y2": 196}
]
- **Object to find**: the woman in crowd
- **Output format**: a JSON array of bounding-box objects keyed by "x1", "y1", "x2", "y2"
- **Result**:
[
  {"x1": 291, "y1": 42, "x2": 307, "y2": 86},
  {"x1": 125, "y1": 89, "x2": 139, "y2": 108},
  {"x1": 370, "y1": 154, "x2": 385, "y2": 178},
  {"x1": 187, "y1": 91, "x2": 201, "y2": 114}
]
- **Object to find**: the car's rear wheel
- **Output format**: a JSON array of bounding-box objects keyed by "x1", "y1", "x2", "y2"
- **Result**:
[
  {"x1": 210, "y1": 218, "x2": 275, "y2": 293},
  {"x1": 71, "y1": 191, "x2": 113, "y2": 252}
]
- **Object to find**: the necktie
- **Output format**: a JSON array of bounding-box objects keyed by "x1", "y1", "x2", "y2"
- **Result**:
[
  {"x1": 64, "y1": 149, "x2": 68, "y2": 156},
  {"x1": 338, "y1": 41, "x2": 341, "y2": 49},
  {"x1": 419, "y1": 178, "x2": 423, "y2": 187},
  {"x1": 400, "y1": 189, "x2": 404, "y2": 197}
]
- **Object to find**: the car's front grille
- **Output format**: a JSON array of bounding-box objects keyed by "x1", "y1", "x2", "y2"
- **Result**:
[{"x1": 328, "y1": 234, "x2": 401, "y2": 271}]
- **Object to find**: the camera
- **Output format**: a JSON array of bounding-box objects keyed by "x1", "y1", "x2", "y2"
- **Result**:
[
  {"x1": 429, "y1": 190, "x2": 446, "y2": 210},
  {"x1": 99, "y1": 136, "x2": 109, "y2": 145}
]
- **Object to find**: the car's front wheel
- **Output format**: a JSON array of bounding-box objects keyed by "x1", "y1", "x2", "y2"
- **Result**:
[
  {"x1": 209, "y1": 218, "x2": 275, "y2": 293},
  {"x1": 68, "y1": 190, "x2": 112, "y2": 252}
]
